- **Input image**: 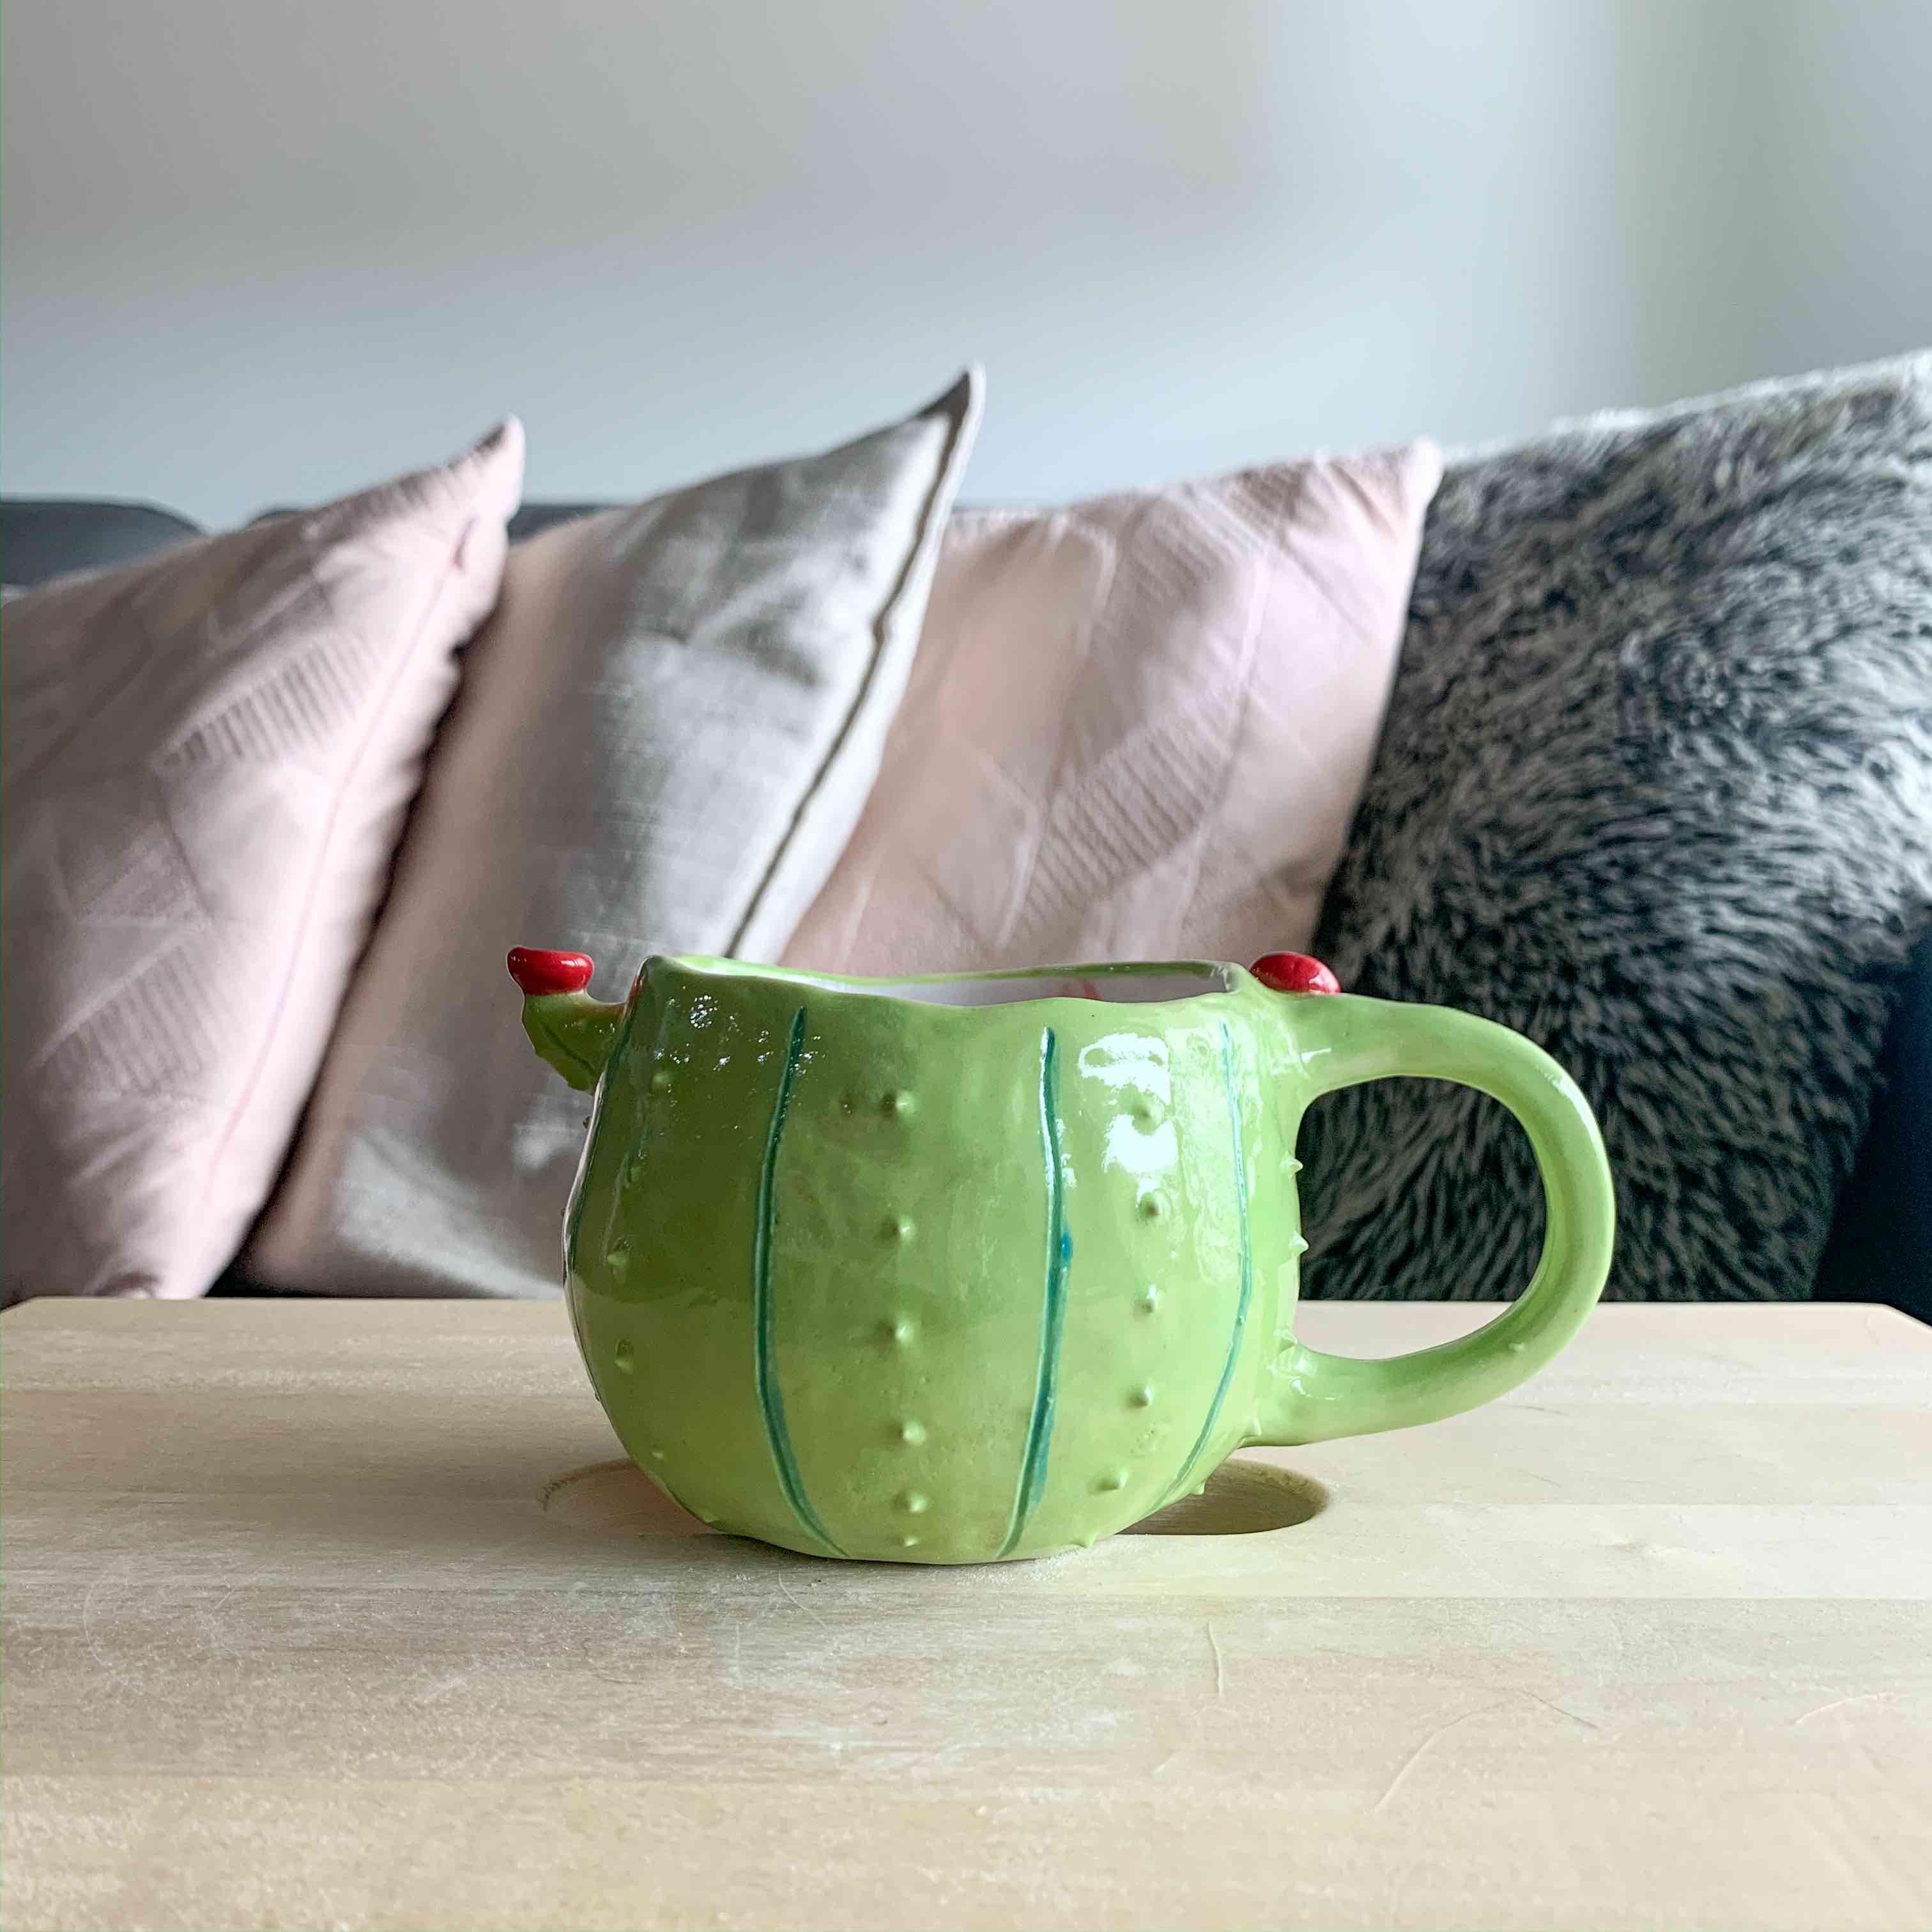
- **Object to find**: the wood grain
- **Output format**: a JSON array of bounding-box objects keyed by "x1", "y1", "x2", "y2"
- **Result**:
[{"x1": 5, "y1": 1298, "x2": 1929, "y2": 1931}]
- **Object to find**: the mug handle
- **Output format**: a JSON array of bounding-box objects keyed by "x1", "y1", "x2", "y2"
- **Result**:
[{"x1": 1253, "y1": 990, "x2": 1616, "y2": 1447}]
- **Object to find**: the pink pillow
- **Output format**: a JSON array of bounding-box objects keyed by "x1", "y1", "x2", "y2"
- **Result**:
[
  {"x1": 1, "y1": 424, "x2": 525, "y2": 1301},
  {"x1": 783, "y1": 443, "x2": 1443, "y2": 979}
]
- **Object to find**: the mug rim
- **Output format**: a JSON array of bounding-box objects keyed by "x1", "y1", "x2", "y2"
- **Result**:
[{"x1": 645, "y1": 953, "x2": 1248, "y2": 1015}]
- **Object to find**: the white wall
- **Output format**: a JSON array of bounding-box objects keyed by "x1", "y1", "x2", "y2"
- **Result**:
[
  {"x1": 1752, "y1": 0, "x2": 1932, "y2": 378},
  {"x1": 2, "y1": 1, "x2": 1925, "y2": 527}
]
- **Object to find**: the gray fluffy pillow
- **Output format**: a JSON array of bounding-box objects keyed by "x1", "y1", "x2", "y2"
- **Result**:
[{"x1": 1301, "y1": 355, "x2": 1932, "y2": 1303}]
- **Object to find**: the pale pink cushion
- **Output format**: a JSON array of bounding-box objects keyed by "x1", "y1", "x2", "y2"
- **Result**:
[
  {"x1": 1, "y1": 424, "x2": 525, "y2": 1301},
  {"x1": 783, "y1": 443, "x2": 1444, "y2": 980}
]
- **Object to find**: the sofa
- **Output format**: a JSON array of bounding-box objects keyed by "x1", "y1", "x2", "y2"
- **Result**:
[{"x1": 4, "y1": 360, "x2": 1928, "y2": 1322}]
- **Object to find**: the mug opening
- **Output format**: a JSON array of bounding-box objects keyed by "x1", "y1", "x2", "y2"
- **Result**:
[{"x1": 836, "y1": 963, "x2": 1236, "y2": 1009}]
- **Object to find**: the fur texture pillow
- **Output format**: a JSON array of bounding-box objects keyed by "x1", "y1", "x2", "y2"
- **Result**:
[{"x1": 1300, "y1": 355, "x2": 1932, "y2": 1303}]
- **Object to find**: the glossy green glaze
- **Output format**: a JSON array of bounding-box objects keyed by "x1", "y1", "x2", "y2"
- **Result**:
[{"x1": 523, "y1": 956, "x2": 1614, "y2": 1564}]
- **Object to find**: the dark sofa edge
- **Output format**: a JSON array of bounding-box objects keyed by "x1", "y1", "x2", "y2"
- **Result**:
[
  {"x1": 2, "y1": 497, "x2": 205, "y2": 585},
  {"x1": 1813, "y1": 926, "x2": 1932, "y2": 1324}
]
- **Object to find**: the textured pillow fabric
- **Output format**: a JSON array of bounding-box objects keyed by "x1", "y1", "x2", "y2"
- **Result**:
[
  {"x1": 783, "y1": 443, "x2": 1444, "y2": 978},
  {"x1": 1, "y1": 424, "x2": 525, "y2": 1302},
  {"x1": 1300, "y1": 354, "x2": 1932, "y2": 1305},
  {"x1": 248, "y1": 373, "x2": 981, "y2": 1298}
]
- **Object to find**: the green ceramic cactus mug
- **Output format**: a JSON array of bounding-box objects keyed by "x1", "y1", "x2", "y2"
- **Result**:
[{"x1": 509, "y1": 947, "x2": 1614, "y2": 1565}]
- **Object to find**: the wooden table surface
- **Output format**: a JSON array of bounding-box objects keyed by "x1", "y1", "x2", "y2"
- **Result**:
[{"x1": 4, "y1": 1298, "x2": 1929, "y2": 1932}]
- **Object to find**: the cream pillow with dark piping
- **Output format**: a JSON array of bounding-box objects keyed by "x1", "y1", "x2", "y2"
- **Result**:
[{"x1": 249, "y1": 374, "x2": 981, "y2": 1298}]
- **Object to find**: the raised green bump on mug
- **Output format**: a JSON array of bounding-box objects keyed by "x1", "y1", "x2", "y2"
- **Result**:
[{"x1": 519, "y1": 956, "x2": 1615, "y2": 1564}]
